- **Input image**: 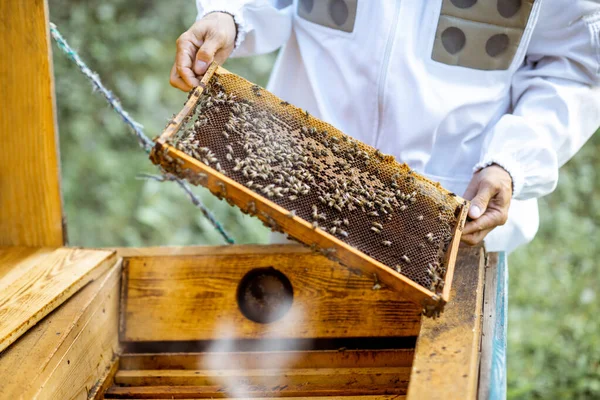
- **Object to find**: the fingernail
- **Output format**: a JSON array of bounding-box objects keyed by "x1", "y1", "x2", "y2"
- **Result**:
[
  {"x1": 195, "y1": 60, "x2": 207, "y2": 73},
  {"x1": 469, "y1": 205, "x2": 482, "y2": 219}
]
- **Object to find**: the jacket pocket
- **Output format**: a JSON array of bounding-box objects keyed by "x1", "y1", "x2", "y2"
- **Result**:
[{"x1": 296, "y1": 0, "x2": 358, "y2": 34}]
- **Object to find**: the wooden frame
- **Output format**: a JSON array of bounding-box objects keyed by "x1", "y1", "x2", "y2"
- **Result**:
[
  {"x1": 0, "y1": 0, "x2": 65, "y2": 247},
  {"x1": 150, "y1": 64, "x2": 469, "y2": 315}
]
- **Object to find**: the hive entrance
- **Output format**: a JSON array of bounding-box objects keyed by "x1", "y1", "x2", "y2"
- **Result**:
[{"x1": 151, "y1": 63, "x2": 468, "y2": 315}]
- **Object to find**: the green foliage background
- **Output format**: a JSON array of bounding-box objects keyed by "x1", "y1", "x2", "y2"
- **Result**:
[{"x1": 49, "y1": 1, "x2": 599, "y2": 398}]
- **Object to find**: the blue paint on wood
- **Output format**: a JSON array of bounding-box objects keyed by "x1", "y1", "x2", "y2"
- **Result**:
[{"x1": 489, "y1": 252, "x2": 508, "y2": 400}]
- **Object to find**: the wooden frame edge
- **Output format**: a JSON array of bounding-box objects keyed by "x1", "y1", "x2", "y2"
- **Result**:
[{"x1": 152, "y1": 144, "x2": 435, "y2": 309}]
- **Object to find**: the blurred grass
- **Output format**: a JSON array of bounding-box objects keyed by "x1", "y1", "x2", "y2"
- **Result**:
[{"x1": 49, "y1": 1, "x2": 599, "y2": 398}]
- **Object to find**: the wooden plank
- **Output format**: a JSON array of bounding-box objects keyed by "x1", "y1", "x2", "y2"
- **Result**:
[
  {"x1": 406, "y1": 245, "x2": 486, "y2": 400},
  {"x1": 104, "y1": 396, "x2": 404, "y2": 400},
  {"x1": 0, "y1": 0, "x2": 64, "y2": 247},
  {"x1": 0, "y1": 260, "x2": 121, "y2": 399},
  {"x1": 105, "y1": 385, "x2": 406, "y2": 398},
  {"x1": 91, "y1": 359, "x2": 120, "y2": 400},
  {"x1": 121, "y1": 246, "x2": 422, "y2": 341},
  {"x1": 114, "y1": 367, "x2": 411, "y2": 387},
  {"x1": 120, "y1": 349, "x2": 414, "y2": 370},
  {"x1": 0, "y1": 247, "x2": 116, "y2": 353},
  {"x1": 0, "y1": 247, "x2": 54, "y2": 290}
]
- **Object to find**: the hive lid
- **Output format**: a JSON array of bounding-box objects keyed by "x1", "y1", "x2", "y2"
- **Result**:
[{"x1": 151, "y1": 63, "x2": 469, "y2": 316}]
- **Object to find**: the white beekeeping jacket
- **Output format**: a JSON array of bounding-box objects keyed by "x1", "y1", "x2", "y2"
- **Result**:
[{"x1": 196, "y1": 0, "x2": 600, "y2": 252}]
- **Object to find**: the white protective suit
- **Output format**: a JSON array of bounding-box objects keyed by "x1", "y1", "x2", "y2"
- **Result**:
[{"x1": 195, "y1": 0, "x2": 600, "y2": 252}]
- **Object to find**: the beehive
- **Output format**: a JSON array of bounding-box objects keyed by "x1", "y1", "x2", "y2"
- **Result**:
[{"x1": 150, "y1": 63, "x2": 469, "y2": 315}]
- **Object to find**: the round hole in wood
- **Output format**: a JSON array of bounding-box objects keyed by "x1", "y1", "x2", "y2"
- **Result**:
[{"x1": 236, "y1": 267, "x2": 294, "y2": 324}]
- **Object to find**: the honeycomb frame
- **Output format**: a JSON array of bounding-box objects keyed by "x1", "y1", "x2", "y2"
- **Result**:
[{"x1": 150, "y1": 63, "x2": 469, "y2": 316}]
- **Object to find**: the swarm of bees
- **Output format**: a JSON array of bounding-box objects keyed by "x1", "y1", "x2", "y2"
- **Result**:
[{"x1": 164, "y1": 76, "x2": 462, "y2": 293}]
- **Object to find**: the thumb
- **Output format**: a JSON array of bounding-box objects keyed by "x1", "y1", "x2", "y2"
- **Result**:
[
  {"x1": 468, "y1": 183, "x2": 496, "y2": 219},
  {"x1": 194, "y1": 33, "x2": 223, "y2": 75}
]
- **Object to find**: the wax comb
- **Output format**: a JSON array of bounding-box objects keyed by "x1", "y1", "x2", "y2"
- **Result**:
[{"x1": 150, "y1": 63, "x2": 469, "y2": 316}]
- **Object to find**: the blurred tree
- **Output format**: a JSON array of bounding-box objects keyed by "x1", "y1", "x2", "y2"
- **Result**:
[{"x1": 49, "y1": 1, "x2": 599, "y2": 398}]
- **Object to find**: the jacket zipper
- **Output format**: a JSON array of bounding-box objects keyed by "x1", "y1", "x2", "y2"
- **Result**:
[{"x1": 374, "y1": 0, "x2": 401, "y2": 147}]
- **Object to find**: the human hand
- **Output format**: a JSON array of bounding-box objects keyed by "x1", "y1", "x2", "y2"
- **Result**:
[
  {"x1": 461, "y1": 164, "x2": 513, "y2": 246},
  {"x1": 170, "y1": 12, "x2": 237, "y2": 91}
]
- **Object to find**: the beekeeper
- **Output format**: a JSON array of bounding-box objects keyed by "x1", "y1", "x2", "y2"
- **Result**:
[{"x1": 170, "y1": 0, "x2": 600, "y2": 253}]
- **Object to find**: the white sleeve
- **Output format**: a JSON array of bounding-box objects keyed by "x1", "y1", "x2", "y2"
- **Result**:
[
  {"x1": 196, "y1": 0, "x2": 293, "y2": 57},
  {"x1": 475, "y1": 1, "x2": 600, "y2": 200}
]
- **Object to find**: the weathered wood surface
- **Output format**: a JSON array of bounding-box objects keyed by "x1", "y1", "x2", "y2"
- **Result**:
[
  {"x1": 0, "y1": 260, "x2": 121, "y2": 399},
  {"x1": 114, "y1": 367, "x2": 411, "y2": 388},
  {"x1": 0, "y1": 0, "x2": 64, "y2": 247},
  {"x1": 0, "y1": 247, "x2": 116, "y2": 353},
  {"x1": 406, "y1": 245, "x2": 486, "y2": 400},
  {"x1": 105, "y1": 385, "x2": 406, "y2": 399},
  {"x1": 119, "y1": 349, "x2": 414, "y2": 370},
  {"x1": 104, "y1": 384, "x2": 407, "y2": 399},
  {"x1": 120, "y1": 245, "x2": 422, "y2": 341}
]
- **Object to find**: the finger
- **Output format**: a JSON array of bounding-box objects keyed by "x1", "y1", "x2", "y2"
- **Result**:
[
  {"x1": 169, "y1": 64, "x2": 192, "y2": 91},
  {"x1": 463, "y1": 208, "x2": 505, "y2": 235},
  {"x1": 468, "y1": 183, "x2": 497, "y2": 220},
  {"x1": 194, "y1": 36, "x2": 225, "y2": 75},
  {"x1": 176, "y1": 35, "x2": 201, "y2": 88},
  {"x1": 461, "y1": 228, "x2": 492, "y2": 246},
  {"x1": 462, "y1": 178, "x2": 479, "y2": 202}
]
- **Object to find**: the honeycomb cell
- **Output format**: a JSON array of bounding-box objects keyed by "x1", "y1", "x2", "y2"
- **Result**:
[
  {"x1": 486, "y1": 33, "x2": 509, "y2": 57},
  {"x1": 497, "y1": 0, "x2": 522, "y2": 18},
  {"x1": 441, "y1": 27, "x2": 466, "y2": 54},
  {"x1": 329, "y1": 0, "x2": 349, "y2": 26},
  {"x1": 450, "y1": 0, "x2": 477, "y2": 8}
]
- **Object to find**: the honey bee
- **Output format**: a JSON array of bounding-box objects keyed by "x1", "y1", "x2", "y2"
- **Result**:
[
  {"x1": 401, "y1": 255, "x2": 410, "y2": 263},
  {"x1": 372, "y1": 222, "x2": 383, "y2": 230},
  {"x1": 417, "y1": 215, "x2": 424, "y2": 221},
  {"x1": 280, "y1": 101, "x2": 290, "y2": 106},
  {"x1": 393, "y1": 265, "x2": 402, "y2": 274},
  {"x1": 339, "y1": 230, "x2": 349, "y2": 238},
  {"x1": 382, "y1": 240, "x2": 392, "y2": 247},
  {"x1": 371, "y1": 226, "x2": 381, "y2": 234},
  {"x1": 426, "y1": 233, "x2": 435, "y2": 243}
]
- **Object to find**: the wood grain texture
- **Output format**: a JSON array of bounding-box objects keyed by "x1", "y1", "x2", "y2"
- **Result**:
[
  {"x1": 406, "y1": 245, "x2": 486, "y2": 400},
  {"x1": 0, "y1": 247, "x2": 116, "y2": 353},
  {"x1": 114, "y1": 367, "x2": 411, "y2": 388},
  {"x1": 104, "y1": 385, "x2": 406, "y2": 399},
  {"x1": 479, "y1": 252, "x2": 499, "y2": 400},
  {"x1": 0, "y1": 260, "x2": 121, "y2": 400},
  {"x1": 119, "y1": 349, "x2": 414, "y2": 370},
  {"x1": 0, "y1": 0, "x2": 64, "y2": 247},
  {"x1": 121, "y1": 245, "x2": 422, "y2": 341}
]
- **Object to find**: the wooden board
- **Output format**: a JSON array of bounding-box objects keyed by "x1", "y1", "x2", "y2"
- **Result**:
[
  {"x1": 119, "y1": 349, "x2": 414, "y2": 370},
  {"x1": 406, "y1": 245, "x2": 486, "y2": 400},
  {"x1": 120, "y1": 245, "x2": 422, "y2": 342},
  {"x1": 0, "y1": 0, "x2": 64, "y2": 247},
  {"x1": 0, "y1": 247, "x2": 116, "y2": 353},
  {"x1": 0, "y1": 260, "x2": 121, "y2": 399},
  {"x1": 107, "y1": 349, "x2": 413, "y2": 398}
]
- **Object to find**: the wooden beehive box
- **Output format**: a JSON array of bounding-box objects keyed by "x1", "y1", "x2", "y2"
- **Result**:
[{"x1": 0, "y1": 244, "x2": 497, "y2": 400}]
